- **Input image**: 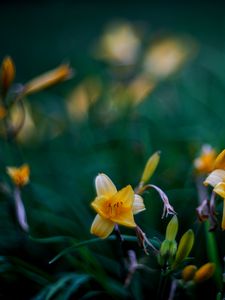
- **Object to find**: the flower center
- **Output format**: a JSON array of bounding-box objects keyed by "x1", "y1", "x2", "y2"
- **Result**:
[{"x1": 104, "y1": 200, "x2": 124, "y2": 218}]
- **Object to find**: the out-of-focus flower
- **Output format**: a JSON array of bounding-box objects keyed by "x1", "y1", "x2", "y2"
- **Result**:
[
  {"x1": 96, "y1": 22, "x2": 141, "y2": 65},
  {"x1": 10, "y1": 101, "x2": 35, "y2": 143},
  {"x1": 7, "y1": 164, "x2": 30, "y2": 187},
  {"x1": 194, "y1": 144, "x2": 217, "y2": 174},
  {"x1": 66, "y1": 78, "x2": 102, "y2": 121},
  {"x1": 193, "y1": 263, "x2": 215, "y2": 283},
  {"x1": 1, "y1": 56, "x2": 15, "y2": 93},
  {"x1": 23, "y1": 63, "x2": 73, "y2": 95},
  {"x1": 127, "y1": 75, "x2": 156, "y2": 106},
  {"x1": 143, "y1": 36, "x2": 196, "y2": 80},
  {"x1": 204, "y1": 149, "x2": 225, "y2": 229},
  {"x1": 90, "y1": 173, "x2": 145, "y2": 239}
]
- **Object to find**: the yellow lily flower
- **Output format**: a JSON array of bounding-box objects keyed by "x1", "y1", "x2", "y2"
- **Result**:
[
  {"x1": 203, "y1": 149, "x2": 225, "y2": 229},
  {"x1": 90, "y1": 173, "x2": 145, "y2": 239},
  {"x1": 7, "y1": 164, "x2": 30, "y2": 187}
]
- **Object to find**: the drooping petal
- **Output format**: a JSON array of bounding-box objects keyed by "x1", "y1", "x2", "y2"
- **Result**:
[
  {"x1": 111, "y1": 185, "x2": 134, "y2": 207},
  {"x1": 204, "y1": 169, "x2": 225, "y2": 187},
  {"x1": 95, "y1": 173, "x2": 117, "y2": 197},
  {"x1": 213, "y1": 149, "x2": 225, "y2": 170},
  {"x1": 112, "y1": 209, "x2": 136, "y2": 228},
  {"x1": 132, "y1": 194, "x2": 146, "y2": 215},
  {"x1": 90, "y1": 214, "x2": 115, "y2": 239}
]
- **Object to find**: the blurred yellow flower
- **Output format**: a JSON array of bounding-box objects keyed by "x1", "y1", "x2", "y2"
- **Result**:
[
  {"x1": 182, "y1": 265, "x2": 197, "y2": 282},
  {"x1": 143, "y1": 36, "x2": 196, "y2": 80},
  {"x1": 90, "y1": 173, "x2": 145, "y2": 239},
  {"x1": 7, "y1": 164, "x2": 30, "y2": 187},
  {"x1": 1, "y1": 56, "x2": 15, "y2": 92},
  {"x1": 194, "y1": 144, "x2": 217, "y2": 174},
  {"x1": 23, "y1": 63, "x2": 73, "y2": 95},
  {"x1": 96, "y1": 22, "x2": 141, "y2": 65}
]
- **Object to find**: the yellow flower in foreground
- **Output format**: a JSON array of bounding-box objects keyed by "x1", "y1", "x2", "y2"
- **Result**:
[
  {"x1": 204, "y1": 149, "x2": 225, "y2": 229},
  {"x1": 91, "y1": 173, "x2": 145, "y2": 239},
  {"x1": 194, "y1": 144, "x2": 217, "y2": 174},
  {"x1": 7, "y1": 164, "x2": 30, "y2": 187}
]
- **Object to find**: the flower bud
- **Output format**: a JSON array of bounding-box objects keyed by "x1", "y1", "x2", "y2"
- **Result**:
[
  {"x1": 23, "y1": 64, "x2": 73, "y2": 95},
  {"x1": 182, "y1": 265, "x2": 197, "y2": 282},
  {"x1": 140, "y1": 151, "x2": 160, "y2": 184},
  {"x1": 166, "y1": 215, "x2": 178, "y2": 241},
  {"x1": 173, "y1": 229, "x2": 194, "y2": 269},
  {"x1": 1, "y1": 56, "x2": 15, "y2": 93},
  {"x1": 193, "y1": 263, "x2": 215, "y2": 283}
]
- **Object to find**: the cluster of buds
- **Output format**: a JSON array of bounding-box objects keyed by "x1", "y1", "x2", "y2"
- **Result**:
[
  {"x1": 182, "y1": 262, "x2": 215, "y2": 284},
  {"x1": 158, "y1": 215, "x2": 195, "y2": 270}
]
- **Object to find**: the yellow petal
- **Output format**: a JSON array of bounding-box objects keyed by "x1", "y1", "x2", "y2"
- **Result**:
[
  {"x1": 90, "y1": 214, "x2": 114, "y2": 239},
  {"x1": 91, "y1": 196, "x2": 108, "y2": 218},
  {"x1": 111, "y1": 185, "x2": 134, "y2": 207},
  {"x1": 214, "y1": 149, "x2": 225, "y2": 170},
  {"x1": 213, "y1": 182, "x2": 225, "y2": 198},
  {"x1": 204, "y1": 169, "x2": 225, "y2": 187},
  {"x1": 111, "y1": 209, "x2": 136, "y2": 227},
  {"x1": 95, "y1": 173, "x2": 117, "y2": 197},
  {"x1": 132, "y1": 194, "x2": 146, "y2": 215}
]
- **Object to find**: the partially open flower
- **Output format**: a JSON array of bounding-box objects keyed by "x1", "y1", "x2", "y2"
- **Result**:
[
  {"x1": 90, "y1": 173, "x2": 145, "y2": 239},
  {"x1": 7, "y1": 164, "x2": 30, "y2": 187}
]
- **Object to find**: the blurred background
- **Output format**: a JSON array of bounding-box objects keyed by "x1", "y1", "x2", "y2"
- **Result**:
[{"x1": 0, "y1": 0, "x2": 225, "y2": 299}]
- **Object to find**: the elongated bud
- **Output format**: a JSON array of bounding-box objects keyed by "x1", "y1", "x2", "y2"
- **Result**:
[
  {"x1": 182, "y1": 265, "x2": 197, "y2": 282},
  {"x1": 173, "y1": 229, "x2": 194, "y2": 269},
  {"x1": 23, "y1": 63, "x2": 73, "y2": 95},
  {"x1": 7, "y1": 164, "x2": 30, "y2": 187},
  {"x1": 193, "y1": 263, "x2": 215, "y2": 283},
  {"x1": 166, "y1": 215, "x2": 178, "y2": 241},
  {"x1": 1, "y1": 56, "x2": 15, "y2": 93},
  {"x1": 158, "y1": 239, "x2": 177, "y2": 266},
  {"x1": 140, "y1": 151, "x2": 160, "y2": 184}
]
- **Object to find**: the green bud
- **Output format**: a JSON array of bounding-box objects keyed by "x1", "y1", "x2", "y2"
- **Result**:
[
  {"x1": 172, "y1": 229, "x2": 194, "y2": 269},
  {"x1": 140, "y1": 151, "x2": 160, "y2": 184},
  {"x1": 166, "y1": 215, "x2": 178, "y2": 241}
]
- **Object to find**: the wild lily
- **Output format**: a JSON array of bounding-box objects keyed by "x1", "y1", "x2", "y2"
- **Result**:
[
  {"x1": 204, "y1": 149, "x2": 225, "y2": 229},
  {"x1": 90, "y1": 173, "x2": 145, "y2": 239}
]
